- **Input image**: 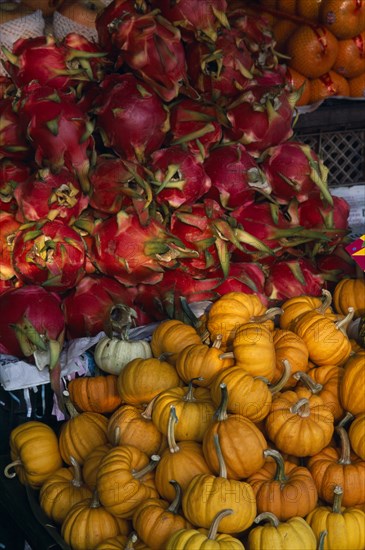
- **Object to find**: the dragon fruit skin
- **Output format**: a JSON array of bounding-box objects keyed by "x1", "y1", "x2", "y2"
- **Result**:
[
  {"x1": 0, "y1": 210, "x2": 21, "y2": 282},
  {"x1": 154, "y1": 0, "x2": 229, "y2": 43},
  {"x1": 14, "y1": 168, "x2": 89, "y2": 224},
  {"x1": 15, "y1": 83, "x2": 95, "y2": 194},
  {"x1": 264, "y1": 259, "x2": 325, "y2": 303},
  {"x1": 212, "y1": 261, "x2": 268, "y2": 306},
  {"x1": 260, "y1": 141, "x2": 332, "y2": 204},
  {"x1": 0, "y1": 285, "x2": 66, "y2": 397},
  {"x1": 12, "y1": 219, "x2": 86, "y2": 292},
  {"x1": 0, "y1": 159, "x2": 32, "y2": 213},
  {"x1": 148, "y1": 145, "x2": 212, "y2": 210},
  {"x1": 168, "y1": 98, "x2": 223, "y2": 159},
  {"x1": 111, "y1": 11, "x2": 192, "y2": 102},
  {"x1": 62, "y1": 274, "x2": 144, "y2": 339},
  {"x1": 204, "y1": 143, "x2": 269, "y2": 209},
  {"x1": 297, "y1": 194, "x2": 350, "y2": 232},
  {"x1": 0, "y1": 98, "x2": 31, "y2": 162},
  {"x1": 225, "y1": 86, "x2": 298, "y2": 155},
  {"x1": 95, "y1": 73, "x2": 170, "y2": 163}
]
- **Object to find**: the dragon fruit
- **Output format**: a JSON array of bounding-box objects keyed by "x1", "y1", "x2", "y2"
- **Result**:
[
  {"x1": 2, "y1": 34, "x2": 108, "y2": 91},
  {"x1": 62, "y1": 274, "x2": 142, "y2": 339},
  {"x1": 154, "y1": 0, "x2": 229, "y2": 43},
  {"x1": 225, "y1": 85, "x2": 300, "y2": 155},
  {"x1": 212, "y1": 261, "x2": 268, "y2": 305},
  {"x1": 316, "y1": 245, "x2": 357, "y2": 289},
  {"x1": 264, "y1": 259, "x2": 325, "y2": 302},
  {"x1": 110, "y1": 11, "x2": 193, "y2": 101},
  {"x1": 204, "y1": 142, "x2": 270, "y2": 209},
  {"x1": 12, "y1": 219, "x2": 86, "y2": 292},
  {"x1": 148, "y1": 145, "x2": 212, "y2": 210},
  {"x1": 92, "y1": 209, "x2": 200, "y2": 286},
  {"x1": 0, "y1": 98, "x2": 31, "y2": 161},
  {"x1": 260, "y1": 141, "x2": 333, "y2": 204},
  {"x1": 95, "y1": 73, "x2": 170, "y2": 163},
  {"x1": 0, "y1": 159, "x2": 32, "y2": 213},
  {"x1": 185, "y1": 28, "x2": 255, "y2": 100},
  {"x1": 0, "y1": 211, "x2": 20, "y2": 282},
  {"x1": 14, "y1": 168, "x2": 89, "y2": 224},
  {"x1": 15, "y1": 82, "x2": 95, "y2": 193},
  {"x1": 168, "y1": 98, "x2": 223, "y2": 159}
]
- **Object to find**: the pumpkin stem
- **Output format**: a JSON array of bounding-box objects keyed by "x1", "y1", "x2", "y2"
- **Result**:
[
  {"x1": 112, "y1": 426, "x2": 121, "y2": 446},
  {"x1": 335, "y1": 307, "x2": 355, "y2": 335},
  {"x1": 126, "y1": 532, "x2": 138, "y2": 549},
  {"x1": 316, "y1": 289, "x2": 332, "y2": 314},
  {"x1": 132, "y1": 454, "x2": 160, "y2": 480},
  {"x1": 62, "y1": 390, "x2": 79, "y2": 418},
  {"x1": 184, "y1": 378, "x2": 203, "y2": 401},
  {"x1": 289, "y1": 397, "x2": 311, "y2": 417},
  {"x1": 219, "y1": 351, "x2": 234, "y2": 360},
  {"x1": 214, "y1": 383, "x2": 229, "y2": 421},
  {"x1": 254, "y1": 511, "x2": 280, "y2": 527},
  {"x1": 214, "y1": 433, "x2": 227, "y2": 479},
  {"x1": 70, "y1": 456, "x2": 83, "y2": 488},
  {"x1": 269, "y1": 359, "x2": 292, "y2": 394},
  {"x1": 335, "y1": 426, "x2": 352, "y2": 465},
  {"x1": 293, "y1": 371, "x2": 323, "y2": 394},
  {"x1": 332, "y1": 485, "x2": 344, "y2": 514},
  {"x1": 167, "y1": 480, "x2": 182, "y2": 514},
  {"x1": 250, "y1": 307, "x2": 283, "y2": 323},
  {"x1": 207, "y1": 509, "x2": 233, "y2": 540},
  {"x1": 337, "y1": 411, "x2": 354, "y2": 429},
  {"x1": 90, "y1": 489, "x2": 101, "y2": 508},
  {"x1": 3, "y1": 459, "x2": 22, "y2": 479},
  {"x1": 264, "y1": 449, "x2": 289, "y2": 484},
  {"x1": 107, "y1": 304, "x2": 137, "y2": 340},
  {"x1": 212, "y1": 334, "x2": 223, "y2": 349},
  {"x1": 318, "y1": 530, "x2": 328, "y2": 550},
  {"x1": 167, "y1": 406, "x2": 180, "y2": 453},
  {"x1": 141, "y1": 396, "x2": 157, "y2": 420}
]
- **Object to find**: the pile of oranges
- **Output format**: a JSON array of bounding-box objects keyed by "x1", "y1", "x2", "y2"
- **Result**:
[{"x1": 259, "y1": 0, "x2": 365, "y2": 105}]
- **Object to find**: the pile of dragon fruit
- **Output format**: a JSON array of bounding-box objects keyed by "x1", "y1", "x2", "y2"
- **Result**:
[{"x1": 0, "y1": 0, "x2": 355, "y2": 350}]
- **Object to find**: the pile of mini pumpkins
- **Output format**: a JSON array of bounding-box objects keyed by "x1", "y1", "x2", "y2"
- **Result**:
[{"x1": 4, "y1": 277, "x2": 365, "y2": 550}]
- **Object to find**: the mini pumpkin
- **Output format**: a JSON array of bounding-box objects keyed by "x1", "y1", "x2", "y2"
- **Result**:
[
  {"x1": 166, "y1": 509, "x2": 245, "y2": 549},
  {"x1": 306, "y1": 485, "x2": 365, "y2": 550},
  {"x1": 333, "y1": 278, "x2": 365, "y2": 319},
  {"x1": 82, "y1": 442, "x2": 112, "y2": 491},
  {"x1": 94, "y1": 335, "x2": 152, "y2": 375},
  {"x1": 248, "y1": 512, "x2": 317, "y2": 549},
  {"x1": 4, "y1": 420, "x2": 62, "y2": 488},
  {"x1": 340, "y1": 351, "x2": 365, "y2": 415},
  {"x1": 349, "y1": 413, "x2": 365, "y2": 460},
  {"x1": 67, "y1": 374, "x2": 122, "y2": 414},
  {"x1": 150, "y1": 319, "x2": 201, "y2": 364},
  {"x1": 279, "y1": 289, "x2": 333, "y2": 331},
  {"x1": 272, "y1": 328, "x2": 309, "y2": 388}
]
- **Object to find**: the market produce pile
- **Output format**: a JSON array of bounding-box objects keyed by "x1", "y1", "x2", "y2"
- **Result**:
[{"x1": 3, "y1": 282, "x2": 365, "y2": 549}]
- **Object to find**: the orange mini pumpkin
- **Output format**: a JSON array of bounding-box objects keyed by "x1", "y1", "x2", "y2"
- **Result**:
[{"x1": 68, "y1": 374, "x2": 122, "y2": 414}]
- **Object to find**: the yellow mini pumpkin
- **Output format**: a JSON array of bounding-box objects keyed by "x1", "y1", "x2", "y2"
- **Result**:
[
  {"x1": 333, "y1": 278, "x2": 365, "y2": 319},
  {"x1": 349, "y1": 413, "x2": 365, "y2": 460},
  {"x1": 248, "y1": 512, "x2": 317, "y2": 549},
  {"x1": 150, "y1": 319, "x2": 201, "y2": 364}
]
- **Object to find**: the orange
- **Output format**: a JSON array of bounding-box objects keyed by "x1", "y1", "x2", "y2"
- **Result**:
[
  {"x1": 320, "y1": 0, "x2": 365, "y2": 39},
  {"x1": 332, "y1": 32, "x2": 365, "y2": 79},
  {"x1": 348, "y1": 72, "x2": 365, "y2": 97},
  {"x1": 296, "y1": 0, "x2": 323, "y2": 21},
  {"x1": 309, "y1": 70, "x2": 350, "y2": 102},
  {"x1": 273, "y1": 19, "x2": 299, "y2": 53},
  {"x1": 277, "y1": 0, "x2": 297, "y2": 15},
  {"x1": 286, "y1": 24, "x2": 339, "y2": 78},
  {"x1": 286, "y1": 66, "x2": 312, "y2": 105}
]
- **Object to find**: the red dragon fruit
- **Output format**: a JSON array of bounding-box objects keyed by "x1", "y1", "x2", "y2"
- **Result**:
[
  {"x1": 0, "y1": 210, "x2": 20, "y2": 282},
  {"x1": 12, "y1": 219, "x2": 86, "y2": 292},
  {"x1": 89, "y1": 155, "x2": 150, "y2": 215},
  {"x1": 316, "y1": 245, "x2": 357, "y2": 290},
  {"x1": 148, "y1": 145, "x2": 211, "y2": 209},
  {"x1": 212, "y1": 261, "x2": 268, "y2": 305},
  {"x1": 264, "y1": 258, "x2": 325, "y2": 303},
  {"x1": 260, "y1": 141, "x2": 333, "y2": 205},
  {"x1": 92, "y1": 210, "x2": 198, "y2": 286},
  {"x1": 0, "y1": 285, "x2": 66, "y2": 396},
  {"x1": 0, "y1": 98, "x2": 31, "y2": 161},
  {"x1": 225, "y1": 85, "x2": 300, "y2": 155},
  {"x1": 61, "y1": 32, "x2": 111, "y2": 82},
  {"x1": 204, "y1": 142, "x2": 270, "y2": 209},
  {"x1": 62, "y1": 274, "x2": 144, "y2": 339},
  {"x1": 169, "y1": 199, "x2": 241, "y2": 276},
  {"x1": 168, "y1": 98, "x2": 223, "y2": 160},
  {"x1": 14, "y1": 168, "x2": 89, "y2": 224},
  {"x1": 185, "y1": 28, "x2": 255, "y2": 101},
  {"x1": 0, "y1": 159, "x2": 32, "y2": 213},
  {"x1": 15, "y1": 82, "x2": 95, "y2": 193},
  {"x1": 95, "y1": 73, "x2": 169, "y2": 163},
  {"x1": 153, "y1": 0, "x2": 229, "y2": 43},
  {"x1": 2, "y1": 34, "x2": 108, "y2": 90},
  {"x1": 110, "y1": 11, "x2": 194, "y2": 102},
  {"x1": 96, "y1": 0, "x2": 149, "y2": 54},
  {"x1": 0, "y1": 277, "x2": 20, "y2": 297}
]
